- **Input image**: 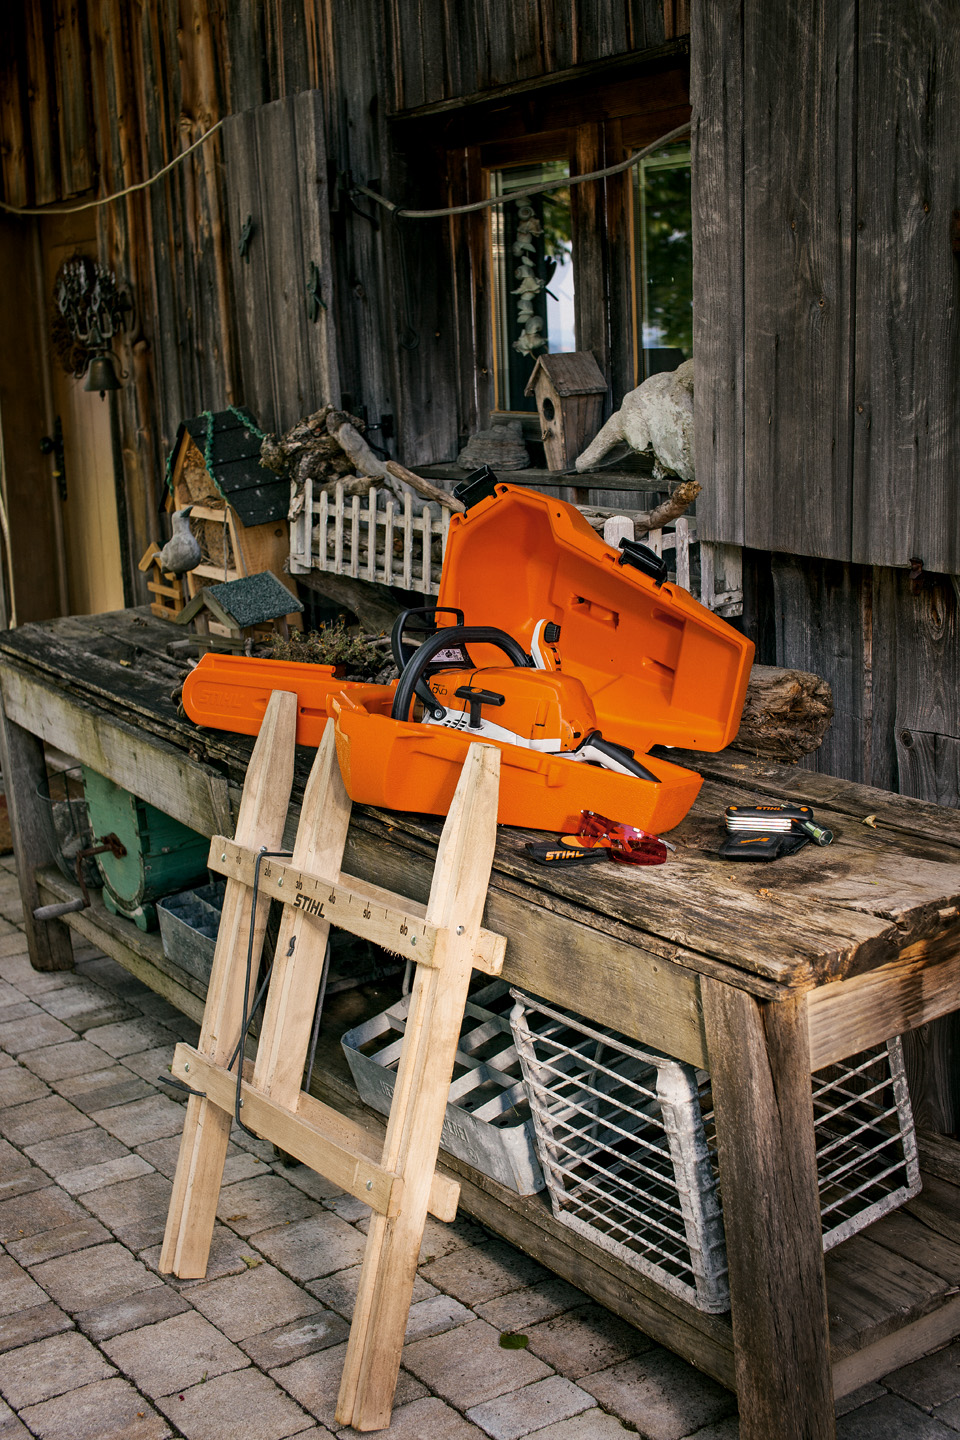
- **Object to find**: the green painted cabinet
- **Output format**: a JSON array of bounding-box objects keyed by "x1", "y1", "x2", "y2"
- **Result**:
[{"x1": 80, "y1": 767, "x2": 211, "y2": 930}]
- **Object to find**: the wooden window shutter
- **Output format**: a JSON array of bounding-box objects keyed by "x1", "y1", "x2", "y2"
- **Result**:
[{"x1": 221, "y1": 92, "x2": 339, "y2": 434}]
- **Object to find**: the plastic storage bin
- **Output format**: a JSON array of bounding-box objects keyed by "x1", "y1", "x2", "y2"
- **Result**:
[{"x1": 509, "y1": 991, "x2": 921, "y2": 1314}]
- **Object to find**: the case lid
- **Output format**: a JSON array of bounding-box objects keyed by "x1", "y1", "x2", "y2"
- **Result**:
[{"x1": 436, "y1": 485, "x2": 754, "y2": 755}]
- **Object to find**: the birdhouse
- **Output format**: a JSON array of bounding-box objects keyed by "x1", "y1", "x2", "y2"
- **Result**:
[
  {"x1": 524, "y1": 352, "x2": 608, "y2": 471},
  {"x1": 175, "y1": 571, "x2": 304, "y2": 647},
  {"x1": 165, "y1": 407, "x2": 301, "y2": 628}
]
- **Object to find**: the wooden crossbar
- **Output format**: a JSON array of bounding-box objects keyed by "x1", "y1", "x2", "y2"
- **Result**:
[{"x1": 160, "y1": 691, "x2": 503, "y2": 1432}]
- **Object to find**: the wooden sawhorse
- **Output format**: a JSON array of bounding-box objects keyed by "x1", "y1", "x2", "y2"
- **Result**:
[{"x1": 160, "y1": 691, "x2": 504, "y2": 1430}]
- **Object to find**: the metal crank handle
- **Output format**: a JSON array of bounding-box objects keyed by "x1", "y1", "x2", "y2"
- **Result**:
[{"x1": 33, "y1": 898, "x2": 87, "y2": 922}]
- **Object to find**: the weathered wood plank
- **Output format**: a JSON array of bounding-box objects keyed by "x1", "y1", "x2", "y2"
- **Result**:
[
  {"x1": 851, "y1": 0, "x2": 960, "y2": 573},
  {"x1": 702, "y1": 980, "x2": 834, "y2": 1440},
  {"x1": 741, "y1": 2, "x2": 857, "y2": 560}
]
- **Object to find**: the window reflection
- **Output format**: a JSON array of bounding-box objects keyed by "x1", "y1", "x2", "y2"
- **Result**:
[
  {"x1": 490, "y1": 162, "x2": 575, "y2": 412},
  {"x1": 635, "y1": 143, "x2": 692, "y2": 379}
]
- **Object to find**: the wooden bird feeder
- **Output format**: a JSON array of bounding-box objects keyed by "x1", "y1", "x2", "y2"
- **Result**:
[
  {"x1": 166, "y1": 408, "x2": 301, "y2": 628},
  {"x1": 174, "y1": 570, "x2": 304, "y2": 648},
  {"x1": 524, "y1": 352, "x2": 608, "y2": 471}
]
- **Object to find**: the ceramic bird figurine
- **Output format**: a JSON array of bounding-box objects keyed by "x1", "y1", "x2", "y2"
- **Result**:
[{"x1": 158, "y1": 505, "x2": 201, "y2": 575}]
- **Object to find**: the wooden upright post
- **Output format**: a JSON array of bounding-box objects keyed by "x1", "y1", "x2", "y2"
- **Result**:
[
  {"x1": 336, "y1": 742, "x2": 501, "y2": 1431},
  {"x1": 160, "y1": 690, "x2": 297, "y2": 1277}
]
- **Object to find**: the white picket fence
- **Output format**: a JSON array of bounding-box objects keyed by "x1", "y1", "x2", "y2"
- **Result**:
[{"x1": 289, "y1": 477, "x2": 742, "y2": 616}]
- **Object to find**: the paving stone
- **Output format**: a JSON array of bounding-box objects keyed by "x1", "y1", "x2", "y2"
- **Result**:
[
  {"x1": 252, "y1": 1212, "x2": 367, "y2": 1283},
  {"x1": 53, "y1": 1064, "x2": 156, "y2": 1115},
  {"x1": 475, "y1": 1278, "x2": 588, "y2": 1333},
  {"x1": 523, "y1": 1303, "x2": 651, "y2": 1379},
  {"x1": 0, "y1": 979, "x2": 23, "y2": 1008},
  {"x1": 20, "y1": 1039, "x2": 115, "y2": 1082},
  {"x1": 0, "y1": 1135, "x2": 31, "y2": 1174},
  {"x1": 217, "y1": 1174, "x2": 319, "y2": 1236},
  {"x1": 402, "y1": 1317, "x2": 552, "y2": 1409},
  {"x1": 337, "y1": 1395, "x2": 487, "y2": 1439},
  {"x1": 76, "y1": 1282, "x2": 190, "y2": 1343},
  {"x1": 187, "y1": 1261, "x2": 319, "y2": 1341},
  {"x1": 0, "y1": 1093, "x2": 93, "y2": 1146},
  {"x1": 0, "y1": 930, "x2": 30, "y2": 958},
  {"x1": 58, "y1": 1151, "x2": 154, "y2": 1196},
  {"x1": 229, "y1": 1124, "x2": 287, "y2": 1162},
  {"x1": 0, "y1": 1165, "x2": 50, "y2": 1202},
  {"x1": 404, "y1": 1293, "x2": 475, "y2": 1342},
  {"x1": 417, "y1": 1213, "x2": 491, "y2": 1263},
  {"x1": 276, "y1": 1164, "x2": 344, "y2": 1203},
  {"x1": 272, "y1": 1342, "x2": 426, "y2": 1428},
  {"x1": 117, "y1": 1045, "x2": 179, "y2": 1083},
  {"x1": 240, "y1": 1309, "x2": 349, "y2": 1370},
  {"x1": 306, "y1": 1262, "x2": 437, "y2": 1319},
  {"x1": 0, "y1": 1255, "x2": 48, "y2": 1317},
  {"x1": 37, "y1": 983, "x2": 134, "y2": 1032},
  {"x1": 524, "y1": 1412, "x2": 639, "y2": 1439},
  {"x1": 141, "y1": 1224, "x2": 259, "y2": 1284},
  {"x1": 0, "y1": 1329, "x2": 114, "y2": 1407},
  {"x1": 681, "y1": 1418, "x2": 740, "y2": 1440},
  {"x1": 19, "y1": 1375, "x2": 171, "y2": 1440},
  {"x1": 156, "y1": 1365, "x2": 310, "y2": 1440},
  {"x1": 103, "y1": 1309, "x2": 248, "y2": 1397},
  {"x1": 420, "y1": 1239, "x2": 553, "y2": 1306},
  {"x1": 91, "y1": 1093, "x2": 185, "y2": 1147},
  {"x1": 132, "y1": 994, "x2": 183, "y2": 1024},
  {"x1": 836, "y1": 1383, "x2": 887, "y2": 1417},
  {"x1": 578, "y1": 1347, "x2": 736, "y2": 1440},
  {"x1": 32, "y1": 1240, "x2": 162, "y2": 1312},
  {"x1": 836, "y1": 1394, "x2": 958, "y2": 1437},
  {"x1": 0, "y1": 1063, "x2": 50, "y2": 1108},
  {"x1": 0, "y1": 1183, "x2": 85, "y2": 1243},
  {"x1": 82, "y1": 1018, "x2": 175, "y2": 1058},
  {"x1": 6, "y1": 1216, "x2": 112, "y2": 1266},
  {"x1": 24, "y1": 1122, "x2": 130, "y2": 1176},
  {"x1": 886, "y1": 1341, "x2": 960, "y2": 1408},
  {"x1": 75, "y1": 955, "x2": 151, "y2": 1001},
  {"x1": 0, "y1": 1301, "x2": 73, "y2": 1355},
  {"x1": 321, "y1": 1192, "x2": 371, "y2": 1224},
  {"x1": 0, "y1": 1396, "x2": 34, "y2": 1439},
  {"x1": 0, "y1": 1003, "x2": 40, "y2": 1024},
  {"x1": 934, "y1": 1395, "x2": 960, "y2": 1429},
  {"x1": 79, "y1": 1171, "x2": 173, "y2": 1249},
  {"x1": 136, "y1": 1134, "x2": 259, "y2": 1186},
  {"x1": 0, "y1": 1011, "x2": 74, "y2": 1055},
  {"x1": 466, "y1": 1375, "x2": 594, "y2": 1440}
]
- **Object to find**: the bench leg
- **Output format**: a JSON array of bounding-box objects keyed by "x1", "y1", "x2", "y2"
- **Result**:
[
  {"x1": 0, "y1": 696, "x2": 73, "y2": 971},
  {"x1": 701, "y1": 978, "x2": 835, "y2": 1440}
]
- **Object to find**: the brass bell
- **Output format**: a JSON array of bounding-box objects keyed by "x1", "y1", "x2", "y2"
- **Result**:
[{"x1": 84, "y1": 352, "x2": 121, "y2": 398}]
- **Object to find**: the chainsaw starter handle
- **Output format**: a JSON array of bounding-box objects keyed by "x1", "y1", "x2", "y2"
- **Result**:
[{"x1": 391, "y1": 625, "x2": 531, "y2": 723}]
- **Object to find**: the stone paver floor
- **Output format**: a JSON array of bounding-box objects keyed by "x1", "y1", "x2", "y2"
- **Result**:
[{"x1": 0, "y1": 851, "x2": 958, "y2": 1438}]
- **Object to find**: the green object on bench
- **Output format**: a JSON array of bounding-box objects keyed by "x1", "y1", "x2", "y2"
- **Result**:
[{"x1": 80, "y1": 766, "x2": 211, "y2": 931}]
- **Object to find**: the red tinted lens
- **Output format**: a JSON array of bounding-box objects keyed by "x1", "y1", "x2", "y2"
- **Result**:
[{"x1": 609, "y1": 835, "x2": 667, "y2": 866}]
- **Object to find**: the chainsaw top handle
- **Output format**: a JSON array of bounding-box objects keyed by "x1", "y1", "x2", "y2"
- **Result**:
[
  {"x1": 390, "y1": 606, "x2": 466, "y2": 672},
  {"x1": 391, "y1": 624, "x2": 532, "y2": 723}
]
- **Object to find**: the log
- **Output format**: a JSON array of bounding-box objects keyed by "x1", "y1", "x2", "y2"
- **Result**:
[
  {"x1": 579, "y1": 479, "x2": 701, "y2": 533},
  {"x1": 296, "y1": 569, "x2": 403, "y2": 633},
  {"x1": 731, "y1": 664, "x2": 834, "y2": 762},
  {"x1": 385, "y1": 461, "x2": 466, "y2": 513}
]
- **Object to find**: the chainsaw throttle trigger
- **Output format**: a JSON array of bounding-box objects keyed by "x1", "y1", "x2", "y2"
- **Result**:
[
  {"x1": 454, "y1": 685, "x2": 506, "y2": 729},
  {"x1": 617, "y1": 538, "x2": 668, "y2": 586}
]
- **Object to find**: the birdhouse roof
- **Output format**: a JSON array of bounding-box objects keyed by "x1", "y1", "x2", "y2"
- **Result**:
[
  {"x1": 175, "y1": 571, "x2": 303, "y2": 630},
  {"x1": 523, "y1": 352, "x2": 607, "y2": 398},
  {"x1": 171, "y1": 408, "x2": 287, "y2": 526}
]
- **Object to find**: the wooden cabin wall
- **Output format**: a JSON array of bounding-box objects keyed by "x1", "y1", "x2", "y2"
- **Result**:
[{"x1": 0, "y1": 0, "x2": 684, "y2": 605}]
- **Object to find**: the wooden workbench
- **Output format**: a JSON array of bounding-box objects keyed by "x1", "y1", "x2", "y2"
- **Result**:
[{"x1": 2, "y1": 607, "x2": 960, "y2": 1440}]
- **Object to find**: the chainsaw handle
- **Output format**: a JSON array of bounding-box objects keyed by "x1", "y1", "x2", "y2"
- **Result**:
[
  {"x1": 391, "y1": 625, "x2": 531, "y2": 723},
  {"x1": 390, "y1": 606, "x2": 465, "y2": 672}
]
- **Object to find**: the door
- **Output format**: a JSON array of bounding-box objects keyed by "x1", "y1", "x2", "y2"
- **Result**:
[{"x1": 42, "y1": 216, "x2": 125, "y2": 616}]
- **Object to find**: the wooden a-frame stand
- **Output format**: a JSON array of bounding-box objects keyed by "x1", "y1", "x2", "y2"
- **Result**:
[{"x1": 159, "y1": 690, "x2": 504, "y2": 1431}]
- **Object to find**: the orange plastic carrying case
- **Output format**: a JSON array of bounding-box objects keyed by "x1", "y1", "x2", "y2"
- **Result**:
[
  {"x1": 183, "y1": 484, "x2": 754, "y2": 835},
  {"x1": 334, "y1": 484, "x2": 753, "y2": 834}
]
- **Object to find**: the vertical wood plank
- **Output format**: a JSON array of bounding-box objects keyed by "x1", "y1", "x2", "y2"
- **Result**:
[
  {"x1": 740, "y1": 0, "x2": 857, "y2": 560},
  {"x1": 690, "y1": 0, "x2": 744, "y2": 545},
  {"x1": 571, "y1": 123, "x2": 610, "y2": 397},
  {"x1": 24, "y1": 0, "x2": 61, "y2": 207},
  {"x1": 293, "y1": 89, "x2": 340, "y2": 409},
  {"x1": 160, "y1": 691, "x2": 297, "y2": 1279},
  {"x1": 0, "y1": 700, "x2": 74, "y2": 972},
  {"x1": 701, "y1": 979, "x2": 835, "y2": 1440},
  {"x1": 52, "y1": 0, "x2": 94, "y2": 197},
  {"x1": 852, "y1": 0, "x2": 960, "y2": 573},
  {"x1": 222, "y1": 108, "x2": 279, "y2": 430}
]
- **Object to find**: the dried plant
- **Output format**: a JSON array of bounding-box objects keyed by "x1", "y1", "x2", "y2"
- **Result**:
[{"x1": 268, "y1": 622, "x2": 394, "y2": 682}]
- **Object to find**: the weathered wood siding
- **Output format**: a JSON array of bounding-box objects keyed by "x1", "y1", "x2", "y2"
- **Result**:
[{"x1": 694, "y1": 0, "x2": 960, "y2": 577}]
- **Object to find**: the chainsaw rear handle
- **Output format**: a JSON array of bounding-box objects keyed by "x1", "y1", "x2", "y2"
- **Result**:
[{"x1": 391, "y1": 625, "x2": 531, "y2": 723}]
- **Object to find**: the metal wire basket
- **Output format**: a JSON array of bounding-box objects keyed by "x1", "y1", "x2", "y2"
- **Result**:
[
  {"x1": 36, "y1": 767, "x2": 103, "y2": 890},
  {"x1": 509, "y1": 991, "x2": 920, "y2": 1314}
]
